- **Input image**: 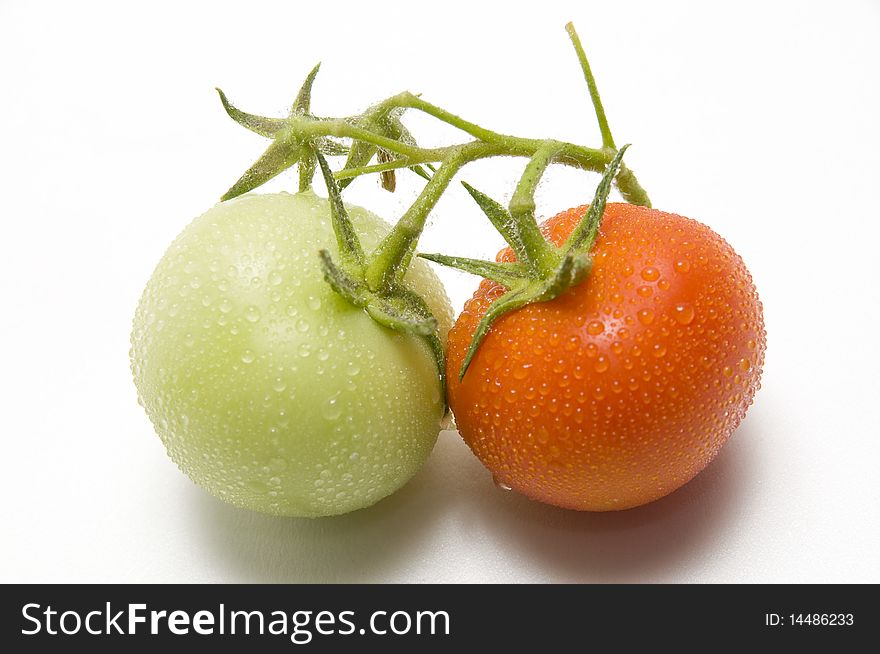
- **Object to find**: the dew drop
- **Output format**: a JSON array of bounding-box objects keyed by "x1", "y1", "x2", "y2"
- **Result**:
[
  {"x1": 637, "y1": 308, "x2": 654, "y2": 325},
  {"x1": 673, "y1": 303, "x2": 695, "y2": 325},
  {"x1": 492, "y1": 475, "x2": 512, "y2": 492},
  {"x1": 245, "y1": 306, "x2": 261, "y2": 323},
  {"x1": 269, "y1": 458, "x2": 288, "y2": 472},
  {"x1": 674, "y1": 259, "x2": 691, "y2": 273},
  {"x1": 594, "y1": 356, "x2": 609, "y2": 373},
  {"x1": 241, "y1": 350, "x2": 255, "y2": 364},
  {"x1": 513, "y1": 364, "x2": 531, "y2": 380},
  {"x1": 322, "y1": 394, "x2": 342, "y2": 421},
  {"x1": 586, "y1": 320, "x2": 605, "y2": 335},
  {"x1": 640, "y1": 266, "x2": 660, "y2": 281}
]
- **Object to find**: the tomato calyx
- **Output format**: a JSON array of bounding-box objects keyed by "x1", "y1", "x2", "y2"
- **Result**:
[
  {"x1": 216, "y1": 68, "x2": 449, "y2": 401},
  {"x1": 314, "y1": 153, "x2": 448, "y2": 403},
  {"x1": 216, "y1": 64, "x2": 353, "y2": 199},
  {"x1": 420, "y1": 145, "x2": 629, "y2": 379},
  {"x1": 216, "y1": 64, "x2": 433, "y2": 200},
  {"x1": 210, "y1": 22, "x2": 651, "y2": 396}
]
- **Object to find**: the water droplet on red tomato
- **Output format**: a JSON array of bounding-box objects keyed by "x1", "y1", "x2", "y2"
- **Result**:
[
  {"x1": 492, "y1": 475, "x2": 512, "y2": 491},
  {"x1": 640, "y1": 266, "x2": 660, "y2": 281},
  {"x1": 673, "y1": 303, "x2": 695, "y2": 325}
]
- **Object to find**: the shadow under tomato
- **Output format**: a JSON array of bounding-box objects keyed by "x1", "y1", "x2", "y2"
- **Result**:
[
  {"x1": 470, "y1": 416, "x2": 759, "y2": 582},
  {"x1": 190, "y1": 443, "x2": 454, "y2": 583},
  {"x1": 193, "y1": 416, "x2": 757, "y2": 583}
]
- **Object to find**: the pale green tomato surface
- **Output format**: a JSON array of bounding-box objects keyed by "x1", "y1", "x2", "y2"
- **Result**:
[{"x1": 131, "y1": 191, "x2": 452, "y2": 517}]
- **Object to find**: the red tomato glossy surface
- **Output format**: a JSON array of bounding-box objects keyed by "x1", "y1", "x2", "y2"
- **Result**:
[{"x1": 447, "y1": 203, "x2": 766, "y2": 510}]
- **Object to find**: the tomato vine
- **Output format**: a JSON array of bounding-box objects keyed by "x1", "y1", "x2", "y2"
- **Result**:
[{"x1": 215, "y1": 22, "x2": 651, "y2": 388}]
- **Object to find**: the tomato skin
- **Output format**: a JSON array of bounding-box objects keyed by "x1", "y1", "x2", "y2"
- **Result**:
[
  {"x1": 447, "y1": 203, "x2": 766, "y2": 511},
  {"x1": 131, "y1": 192, "x2": 452, "y2": 517}
]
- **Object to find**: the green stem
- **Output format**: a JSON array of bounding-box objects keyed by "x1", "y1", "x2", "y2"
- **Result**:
[
  {"x1": 298, "y1": 146, "x2": 316, "y2": 192},
  {"x1": 564, "y1": 145, "x2": 630, "y2": 253},
  {"x1": 508, "y1": 140, "x2": 564, "y2": 274},
  {"x1": 614, "y1": 163, "x2": 648, "y2": 208},
  {"x1": 395, "y1": 92, "x2": 506, "y2": 143},
  {"x1": 287, "y1": 108, "x2": 651, "y2": 205},
  {"x1": 334, "y1": 158, "x2": 420, "y2": 180},
  {"x1": 220, "y1": 22, "x2": 651, "y2": 207},
  {"x1": 315, "y1": 152, "x2": 365, "y2": 268},
  {"x1": 315, "y1": 119, "x2": 437, "y2": 160},
  {"x1": 365, "y1": 146, "x2": 475, "y2": 291},
  {"x1": 565, "y1": 22, "x2": 615, "y2": 150}
]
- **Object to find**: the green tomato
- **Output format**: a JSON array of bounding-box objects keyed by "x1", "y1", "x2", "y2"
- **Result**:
[{"x1": 131, "y1": 191, "x2": 452, "y2": 517}]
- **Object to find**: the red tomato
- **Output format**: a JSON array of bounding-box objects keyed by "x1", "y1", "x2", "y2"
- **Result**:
[{"x1": 447, "y1": 203, "x2": 766, "y2": 510}]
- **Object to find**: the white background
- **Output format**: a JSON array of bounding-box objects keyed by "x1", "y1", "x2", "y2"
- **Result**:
[{"x1": 2, "y1": 0, "x2": 879, "y2": 583}]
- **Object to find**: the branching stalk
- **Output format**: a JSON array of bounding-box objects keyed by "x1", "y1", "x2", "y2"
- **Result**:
[{"x1": 215, "y1": 21, "x2": 653, "y2": 392}]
